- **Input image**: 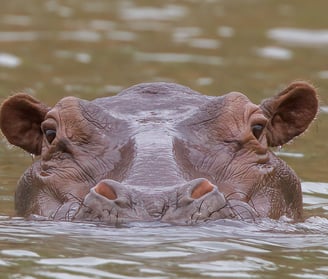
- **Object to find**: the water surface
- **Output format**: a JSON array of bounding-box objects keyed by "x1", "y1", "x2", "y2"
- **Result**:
[{"x1": 1, "y1": 0, "x2": 328, "y2": 278}]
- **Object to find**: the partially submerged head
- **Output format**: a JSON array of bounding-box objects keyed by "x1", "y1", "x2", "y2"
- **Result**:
[{"x1": 0, "y1": 81, "x2": 318, "y2": 224}]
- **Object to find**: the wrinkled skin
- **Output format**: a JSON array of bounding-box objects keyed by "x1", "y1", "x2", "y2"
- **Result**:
[{"x1": 0, "y1": 82, "x2": 318, "y2": 225}]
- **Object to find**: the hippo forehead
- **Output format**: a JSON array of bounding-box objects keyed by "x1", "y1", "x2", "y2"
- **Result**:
[
  {"x1": 92, "y1": 83, "x2": 221, "y2": 120},
  {"x1": 60, "y1": 82, "x2": 254, "y2": 125}
]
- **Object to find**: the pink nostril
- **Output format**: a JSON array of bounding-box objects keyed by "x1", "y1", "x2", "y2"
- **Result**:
[
  {"x1": 191, "y1": 180, "x2": 214, "y2": 199},
  {"x1": 95, "y1": 182, "x2": 117, "y2": 200}
]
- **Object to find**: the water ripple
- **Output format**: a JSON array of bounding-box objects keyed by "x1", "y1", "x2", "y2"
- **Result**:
[
  {"x1": 2, "y1": 15, "x2": 31, "y2": 26},
  {"x1": 255, "y1": 46, "x2": 293, "y2": 60},
  {"x1": 58, "y1": 31, "x2": 102, "y2": 42},
  {"x1": 126, "y1": 251, "x2": 192, "y2": 259},
  {"x1": 37, "y1": 257, "x2": 138, "y2": 266},
  {"x1": 120, "y1": 4, "x2": 187, "y2": 21},
  {"x1": 135, "y1": 52, "x2": 223, "y2": 65},
  {"x1": 0, "y1": 217, "x2": 328, "y2": 278},
  {"x1": 1, "y1": 250, "x2": 39, "y2": 257},
  {"x1": 268, "y1": 28, "x2": 328, "y2": 47},
  {"x1": 0, "y1": 31, "x2": 39, "y2": 42}
]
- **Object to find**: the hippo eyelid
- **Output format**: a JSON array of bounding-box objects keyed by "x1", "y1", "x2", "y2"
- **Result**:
[
  {"x1": 251, "y1": 124, "x2": 264, "y2": 140},
  {"x1": 41, "y1": 119, "x2": 57, "y2": 144},
  {"x1": 250, "y1": 115, "x2": 267, "y2": 140},
  {"x1": 45, "y1": 129, "x2": 57, "y2": 144}
]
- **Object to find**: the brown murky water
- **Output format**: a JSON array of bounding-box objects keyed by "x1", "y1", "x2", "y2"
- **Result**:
[{"x1": 1, "y1": 0, "x2": 328, "y2": 278}]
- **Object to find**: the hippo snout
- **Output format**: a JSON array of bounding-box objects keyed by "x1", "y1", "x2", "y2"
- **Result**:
[{"x1": 73, "y1": 178, "x2": 238, "y2": 225}]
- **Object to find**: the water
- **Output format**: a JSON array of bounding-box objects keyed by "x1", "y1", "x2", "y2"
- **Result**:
[
  {"x1": 1, "y1": 215, "x2": 328, "y2": 278},
  {"x1": 1, "y1": 0, "x2": 328, "y2": 278}
]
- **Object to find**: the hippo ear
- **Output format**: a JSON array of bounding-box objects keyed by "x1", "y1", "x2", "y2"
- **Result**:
[
  {"x1": 0, "y1": 93, "x2": 50, "y2": 155},
  {"x1": 260, "y1": 82, "x2": 318, "y2": 147}
]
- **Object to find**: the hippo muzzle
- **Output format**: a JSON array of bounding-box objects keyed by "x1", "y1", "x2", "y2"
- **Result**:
[
  {"x1": 73, "y1": 178, "x2": 252, "y2": 224},
  {"x1": 0, "y1": 82, "x2": 318, "y2": 224}
]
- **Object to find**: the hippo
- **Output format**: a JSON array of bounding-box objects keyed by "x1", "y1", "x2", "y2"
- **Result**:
[{"x1": 0, "y1": 81, "x2": 318, "y2": 225}]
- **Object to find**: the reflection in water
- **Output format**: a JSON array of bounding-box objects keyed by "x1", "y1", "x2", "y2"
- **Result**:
[
  {"x1": 217, "y1": 26, "x2": 235, "y2": 38},
  {"x1": 55, "y1": 51, "x2": 92, "y2": 64},
  {"x1": 59, "y1": 31, "x2": 102, "y2": 42},
  {"x1": 268, "y1": 28, "x2": 328, "y2": 46},
  {"x1": 0, "y1": 53, "x2": 21, "y2": 68},
  {"x1": 120, "y1": 4, "x2": 188, "y2": 21},
  {"x1": 172, "y1": 27, "x2": 202, "y2": 43},
  {"x1": 107, "y1": 31, "x2": 137, "y2": 42},
  {"x1": 0, "y1": 31, "x2": 40, "y2": 42},
  {"x1": 274, "y1": 151, "x2": 304, "y2": 158},
  {"x1": 89, "y1": 20, "x2": 115, "y2": 31},
  {"x1": 135, "y1": 52, "x2": 223, "y2": 65},
  {"x1": 187, "y1": 38, "x2": 220, "y2": 49},
  {"x1": 2, "y1": 15, "x2": 32, "y2": 26},
  {"x1": 318, "y1": 71, "x2": 328, "y2": 80},
  {"x1": 255, "y1": 46, "x2": 293, "y2": 60}
]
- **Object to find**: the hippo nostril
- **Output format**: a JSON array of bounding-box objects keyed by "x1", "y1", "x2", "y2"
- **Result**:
[
  {"x1": 94, "y1": 181, "x2": 117, "y2": 200},
  {"x1": 191, "y1": 180, "x2": 215, "y2": 199}
]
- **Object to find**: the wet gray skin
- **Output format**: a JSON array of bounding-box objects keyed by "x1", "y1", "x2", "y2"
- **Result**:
[{"x1": 0, "y1": 82, "x2": 318, "y2": 225}]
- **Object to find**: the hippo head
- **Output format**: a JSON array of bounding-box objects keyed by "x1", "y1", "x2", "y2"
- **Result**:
[{"x1": 0, "y1": 82, "x2": 318, "y2": 224}]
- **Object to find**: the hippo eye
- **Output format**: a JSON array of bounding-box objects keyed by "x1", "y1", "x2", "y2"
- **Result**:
[
  {"x1": 44, "y1": 129, "x2": 56, "y2": 144},
  {"x1": 251, "y1": 124, "x2": 264, "y2": 140}
]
